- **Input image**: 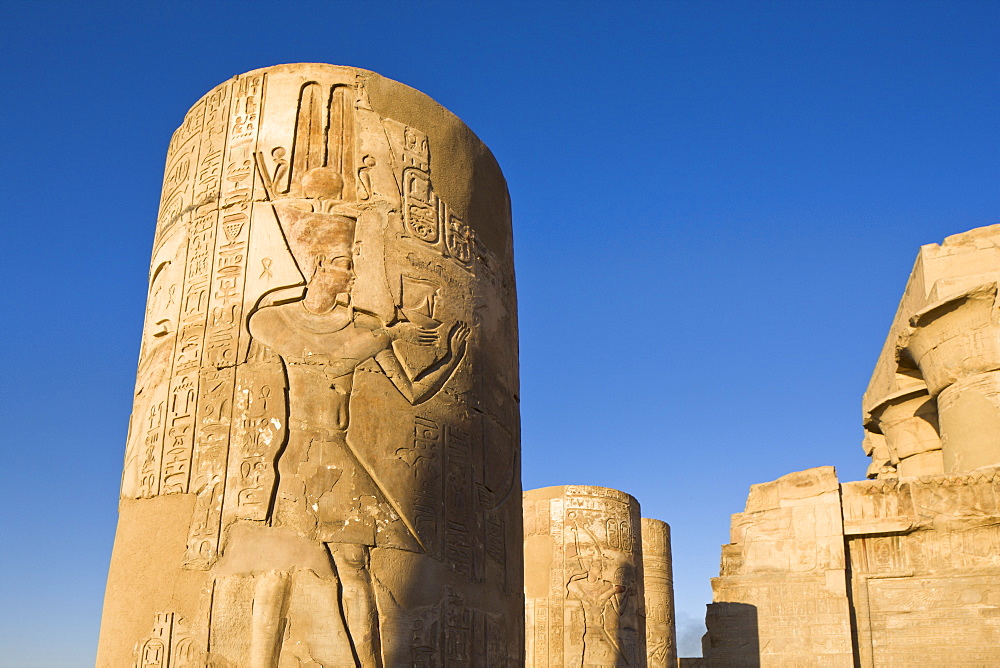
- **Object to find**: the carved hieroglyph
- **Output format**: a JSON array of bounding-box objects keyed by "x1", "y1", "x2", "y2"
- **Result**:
[
  {"x1": 640, "y1": 519, "x2": 676, "y2": 668},
  {"x1": 97, "y1": 63, "x2": 522, "y2": 667},
  {"x1": 842, "y1": 469, "x2": 1000, "y2": 666},
  {"x1": 703, "y1": 467, "x2": 855, "y2": 667},
  {"x1": 524, "y1": 486, "x2": 646, "y2": 668},
  {"x1": 706, "y1": 465, "x2": 1000, "y2": 667}
]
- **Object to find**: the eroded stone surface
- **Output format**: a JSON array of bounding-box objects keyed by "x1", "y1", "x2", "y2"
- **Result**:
[
  {"x1": 640, "y1": 518, "x2": 676, "y2": 668},
  {"x1": 524, "y1": 486, "x2": 647, "y2": 668},
  {"x1": 704, "y1": 225, "x2": 1000, "y2": 667},
  {"x1": 98, "y1": 63, "x2": 522, "y2": 667},
  {"x1": 863, "y1": 224, "x2": 1000, "y2": 477},
  {"x1": 703, "y1": 467, "x2": 854, "y2": 667}
]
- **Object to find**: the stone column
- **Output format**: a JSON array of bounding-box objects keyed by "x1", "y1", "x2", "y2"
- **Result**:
[
  {"x1": 902, "y1": 283, "x2": 1000, "y2": 473},
  {"x1": 866, "y1": 387, "x2": 943, "y2": 478},
  {"x1": 641, "y1": 518, "x2": 677, "y2": 668},
  {"x1": 97, "y1": 63, "x2": 522, "y2": 667},
  {"x1": 862, "y1": 429, "x2": 898, "y2": 480},
  {"x1": 524, "y1": 485, "x2": 647, "y2": 667}
]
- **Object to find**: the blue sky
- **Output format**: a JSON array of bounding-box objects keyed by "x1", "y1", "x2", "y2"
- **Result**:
[{"x1": 1, "y1": 1, "x2": 997, "y2": 664}]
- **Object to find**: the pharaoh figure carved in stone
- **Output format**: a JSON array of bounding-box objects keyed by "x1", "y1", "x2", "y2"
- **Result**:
[
  {"x1": 566, "y1": 522, "x2": 640, "y2": 667},
  {"x1": 99, "y1": 65, "x2": 522, "y2": 668},
  {"x1": 246, "y1": 94, "x2": 468, "y2": 665}
]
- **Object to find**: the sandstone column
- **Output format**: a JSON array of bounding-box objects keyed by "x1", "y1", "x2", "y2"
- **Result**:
[
  {"x1": 640, "y1": 518, "x2": 677, "y2": 668},
  {"x1": 865, "y1": 387, "x2": 943, "y2": 477},
  {"x1": 524, "y1": 485, "x2": 646, "y2": 668},
  {"x1": 902, "y1": 283, "x2": 1000, "y2": 473},
  {"x1": 97, "y1": 63, "x2": 522, "y2": 667}
]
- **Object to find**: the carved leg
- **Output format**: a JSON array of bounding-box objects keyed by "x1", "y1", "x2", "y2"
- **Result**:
[
  {"x1": 250, "y1": 570, "x2": 290, "y2": 668},
  {"x1": 329, "y1": 543, "x2": 382, "y2": 668}
]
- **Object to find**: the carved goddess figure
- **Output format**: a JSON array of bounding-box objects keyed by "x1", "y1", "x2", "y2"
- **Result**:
[{"x1": 247, "y1": 165, "x2": 468, "y2": 666}]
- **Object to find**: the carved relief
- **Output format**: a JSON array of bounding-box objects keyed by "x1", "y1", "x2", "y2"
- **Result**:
[
  {"x1": 382, "y1": 119, "x2": 478, "y2": 275},
  {"x1": 132, "y1": 613, "x2": 200, "y2": 668},
  {"x1": 100, "y1": 64, "x2": 521, "y2": 668},
  {"x1": 640, "y1": 518, "x2": 676, "y2": 668},
  {"x1": 524, "y1": 485, "x2": 646, "y2": 668}
]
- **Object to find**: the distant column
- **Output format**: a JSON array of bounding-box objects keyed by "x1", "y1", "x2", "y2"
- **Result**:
[
  {"x1": 524, "y1": 485, "x2": 647, "y2": 667},
  {"x1": 641, "y1": 518, "x2": 677, "y2": 668}
]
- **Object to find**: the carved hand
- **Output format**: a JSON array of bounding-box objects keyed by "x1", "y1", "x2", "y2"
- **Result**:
[
  {"x1": 389, "y1": 321, "x2": 440, "y2": 346},
  {"x1": 447, "y1": 322, "x2": 471, "y2": 358}
]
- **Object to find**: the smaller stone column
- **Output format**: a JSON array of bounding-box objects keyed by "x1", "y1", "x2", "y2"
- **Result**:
[
  {"x1": 902, "y1": 283, "x2": 1000, "y2": 472},
  {"x1": 866, "y1": 387, "x2": 943, "y2": 477},
  {"x1": 641, "y1": 518, "x2": 677, "y2": 668},
  {"x1": 524, "y1": 485, "x2": 646, "y2": 668}
]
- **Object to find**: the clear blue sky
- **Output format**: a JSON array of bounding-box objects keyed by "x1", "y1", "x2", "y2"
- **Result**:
[{"x1": 2, "y1": 1, "x2": 997, "y2": 664}]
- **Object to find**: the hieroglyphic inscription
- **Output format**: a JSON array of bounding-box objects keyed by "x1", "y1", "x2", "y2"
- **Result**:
[
  {"x1": 408, "y1": 592, "x2": 513, "y2": 667},
  {"x1": 132, "y1": 612, "x2": 199, "y2": 668},
  {"x1": 222, "y1": 343, "x2": 286, "y2": 522},
  {"x1": 184, "y1": 72, "x2": 264, "y2": 568},
  {"x1": 385, "y1": 120, "x2": 476, "y2": 273},
  {"x1": 710, "y1": 579, "x2": 852, "y2": 666},
  {"x1": 154, "y1": 96, "x2": 206, "y2": 253},
  {"x1": 524, "y1": 486, "x2": 646, "y2": 668},
  {"x1": 867, "y1": 575, "x2": 1000, "y2": 665},
  {"x1": 160, "y1": 82, "x2": 233, "y2": 497},
  {"x1": 445, "y1": 426, "x2": 476, "y2": 580},
  {"x1": 136, "y1": 401, "x2": 165, "y2": 498},
  {"x1": 401, "y1": 416, "x2": 444, "y2": 554},
  {"x1": 133, "y1": 96, "x2": 205, "y2": 498},
  {"x1": 642, "y1": 518, "x2": 676, "y2": 668}
]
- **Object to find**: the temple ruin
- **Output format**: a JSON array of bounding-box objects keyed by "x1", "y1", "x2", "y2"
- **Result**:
[
  {"x1": 97, "y1": 62, "x2": 998, "y2": 667},
  {"x1": 702, "y1": 224, "x2": 1000, "y2": 666}
]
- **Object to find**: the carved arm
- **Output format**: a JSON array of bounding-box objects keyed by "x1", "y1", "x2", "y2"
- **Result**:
[{"x1": 375, "y1": 322, "x2": 469, "y2": 404}]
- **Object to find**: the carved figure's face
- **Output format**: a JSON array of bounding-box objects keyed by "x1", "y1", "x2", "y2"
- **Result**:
[
  {"x1": 576, "y1": 538, "x2": 604, "y2": 579},
  {"x1": 308, "y1": 253, "x2": 355, "y2": 299}
]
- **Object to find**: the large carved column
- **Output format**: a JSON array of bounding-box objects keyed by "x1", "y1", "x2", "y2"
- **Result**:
[
  {"x1": 97, "y1": 64, "x2": 522, "y2": 667},
  {"x1": 524, "y1": 485, "x2": 646, "y2": 668},
  {"x1": 902, "y1": 283, "x2": 1000, "y2": 472},
  {"x1": 640, "y1": 518, "x2": 677, "y2": 668}
]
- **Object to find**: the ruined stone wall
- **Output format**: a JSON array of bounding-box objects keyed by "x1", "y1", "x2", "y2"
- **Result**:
[
  {"x1": 703, "y1": 225, "x2": 1000, "y2": 667},
  {"x1": 843, "y1": 469, "x2": 1000, "y2": 666},
  {"x1": 705, "y1": 466, "x2": 1000, "y2": 667},
  {"x1": 703, "y1": 467, "x2": 854, "y2": 667}
]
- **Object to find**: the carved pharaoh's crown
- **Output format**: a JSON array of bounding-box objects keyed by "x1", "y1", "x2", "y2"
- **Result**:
[{"x1": 273, "y1": 198, "x2": 357, "y2": 280}]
